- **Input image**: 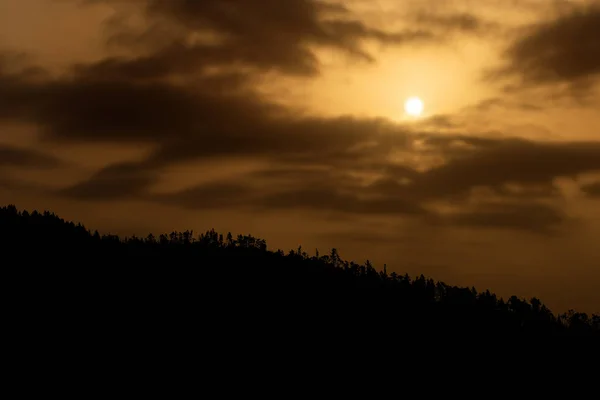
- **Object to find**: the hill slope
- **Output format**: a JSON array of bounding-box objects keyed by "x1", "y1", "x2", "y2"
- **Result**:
[{"x1": 1, "y1": 204, "x2": 598, "y2": 338}]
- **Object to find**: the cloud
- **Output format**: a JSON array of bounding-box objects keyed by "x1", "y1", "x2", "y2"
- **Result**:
[
  {"x1": 0, "y1": 63, "x2": 283, "y2": 147},
  {"x1": 437, "y1": 202, "x2": 567, "y2": 234},
  {"x1": 5, "y1": 44, "x2": 600, "y2": 235},
  {"x1": 4, "y1": 1, "x2": 600, "y2": 236},
  {"x1": 412, "y1": 11, "x2": 494, "y2": 34},
  {"x1": 0, "y1": 144, "x2": 61, "y2": 192},
  {"x1": 46, "y1": 121, "x2": 600, "y2": 234},
  {"x1": 151, "y1": 182, "x2": 256, "y2": 210},
  {"x1": 0, "y1": 144, "x2": 62, "y2": 168},
  {"x1": 58, "y1": 162, "x2": 157, "y2": 200},
  {"x1": 145, "y1": 116, "x2": 407, "y2": 168},
  {"x1": 133, "y1": 156, "x2": 570, "y2": 235},
  {"x1": 409, "y1": 139, "x2": 600, "y2": 199},
  {"x1": 35, "y1": 85, "x2": 600, "y2": 234},
  {"x1": 0, "y1": 56, "x2": 414, "y2": 169},
  {"x1": 257, "y1": 185, "x2": 426, "y2": 216},
  {"x1": 581, "y1": 181, "x2": 600, "y2": 198},
  {"x1": 468, "y1": 97, "x2": 544, "y2": 112},
  {"x1": 90, "y1": 0, "x2": 437, "y2": 77},
  {"x1": 493, "y1": 6, "x2": 600, "y2": 89},
  {"x1": 144, "y1": 166, "x2": 427, "y2": 217}
]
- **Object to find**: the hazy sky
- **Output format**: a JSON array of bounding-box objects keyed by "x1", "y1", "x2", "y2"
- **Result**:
[{"x1": 1, "y1": 0, "x2": 600, "y2": 313}]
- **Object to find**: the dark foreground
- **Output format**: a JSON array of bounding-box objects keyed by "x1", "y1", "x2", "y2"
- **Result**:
[{"x1": 2, "y1": 205, "x2": 598, "y2": 340}]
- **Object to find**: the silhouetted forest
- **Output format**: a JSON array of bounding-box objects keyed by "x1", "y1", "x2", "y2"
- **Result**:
[{"x1": 2, "y1": 205, "x2": 598, "y2": 338}]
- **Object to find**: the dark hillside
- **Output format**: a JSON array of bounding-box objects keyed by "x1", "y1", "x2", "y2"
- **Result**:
[{"x1": 2, "y1": 205, "x2": 598, "y2": 340}]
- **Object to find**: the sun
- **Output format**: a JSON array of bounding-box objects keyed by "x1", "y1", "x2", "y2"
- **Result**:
[{"x1": 404, "y1": 97, "x2": 424, "y2": 117}]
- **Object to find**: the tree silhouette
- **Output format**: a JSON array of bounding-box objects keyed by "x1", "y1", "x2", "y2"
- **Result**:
[{"x1": 1, "y1": 204, "x2": 598, "y2": 337}]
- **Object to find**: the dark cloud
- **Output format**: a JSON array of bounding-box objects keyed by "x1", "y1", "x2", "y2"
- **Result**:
[
  {"x1": 438, "y1": 202, "x2": 566, "y2": 234},
  {"x1": 413, "y1": 134, "x2": 500, "y2": 158},
  {"x1": 49, "y1": 129, "x2": 600, "y2": 234},
  {"x1": 5, "y1": 46, "x2": 600, "y2": 234},
  {"x1": 70, "y1": 46, "x2": 236, "y2": 83},
  {"x1": 317, "y1": 230, "x2": 404, "y2": 246},
  {"x1": 491, "y1": 183, "x2": 560, "y2": 200},
  {"x1": 202, "y1": 181, "x2": 424, "y2": 217},
  {"x1": 91, "y1": 0, "x2": 436, "y2": 77},
  {"x1": 4, "y1": 1, "x2": 600, "y2": 237},
  {"x1": 0, "y1": 65, "x2": 284, "y2": 147},
  {"x1": 257, "y1": 184, "x2": 425, "y2": 216},
  {"x1": 58, "y1": 162, "x2": 157, "y2": 200},
  {"x1": 581, "y1": 181, "x2": 600, "y2": 198},
  {"x1": 0, "y1": 171, "x2": 17, "y2": 190},
  {"x1": 0, "y1": 144, "x2": 62, "y2": 168},
  {"x1": 150, "y1": 182, "x2": 256, "y2": 210},
  {"x1": 145, "y1": 116, "x2": 406, "y2": 168},
  {"x1": 2, "y1": 48, "x2": 411, "y2": 167},
  {"x1": 137, "y1": 159, "x2": 568, "y2": 235},
  {"x1": 1, "y1": 57, "x2": 416, "y2": 169},
  {"x1": 413, "y1": 12, "x2": 492, "y2": 34},
  {"x1": 420, "y1": 114, "x2": 461, "y2": 130},
  {"x1": 410, "y1": 140, "x2": 600, "y2": 199},
  {"x1": 249, "y1": 167, "x2": 333, "y2": 183},
  {"x1": 493, "y1": 6, "x2": 600, "y2": 89},
  {"x1": 107, "y1": 163, "x2": 426, "y2": 216},
  {"x1": 468, "y1": 97, "x2": 544, "y2": 112}
]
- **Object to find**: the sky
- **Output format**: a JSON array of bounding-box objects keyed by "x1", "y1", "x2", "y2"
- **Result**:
[{"x1": 1, "y1": 0, "x2": 600, "y2": 313}]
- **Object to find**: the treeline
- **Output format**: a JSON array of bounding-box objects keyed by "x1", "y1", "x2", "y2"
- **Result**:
[{"x1": 1, "y1": 204, "x2": 598, "y2": 337}]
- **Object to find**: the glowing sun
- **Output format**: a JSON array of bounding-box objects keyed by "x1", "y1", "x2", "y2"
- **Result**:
[{"x1": 404, "y1": 97, "x2": 424, "y2": 117}]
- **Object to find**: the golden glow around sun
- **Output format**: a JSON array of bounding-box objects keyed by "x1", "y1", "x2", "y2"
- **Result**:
[{"x1": 405, "y1": 97, "x2": 424, "y2": 117}]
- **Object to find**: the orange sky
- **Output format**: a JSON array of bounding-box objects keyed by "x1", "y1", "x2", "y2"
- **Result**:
[{"x1": 1, "y1": 0, "x2": 600, "y2": 313}]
